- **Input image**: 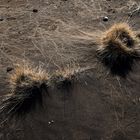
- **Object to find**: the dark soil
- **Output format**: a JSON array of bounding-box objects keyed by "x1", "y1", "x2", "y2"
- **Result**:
[{"x1": 0, "y1": 0, "x2": 140, "y2": 140}]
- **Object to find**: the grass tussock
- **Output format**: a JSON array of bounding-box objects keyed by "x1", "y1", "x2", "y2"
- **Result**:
[
  {"x1": 0, "y1": 64, "x2": 81, "y2": 120},
  {"x1": 97, "y1": 23, "x2": 139, "y2": 77},
  {"x1": 0, "y1": 66, "x2": 48, "y2": 120},
  {"x1": 49, "y1": 67, "x2": 78, "y2": 92}
]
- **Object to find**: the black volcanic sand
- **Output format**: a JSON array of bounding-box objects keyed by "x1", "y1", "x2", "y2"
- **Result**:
[{"x1": 0, "y1": 0, "x2": 140, "y2": 140}]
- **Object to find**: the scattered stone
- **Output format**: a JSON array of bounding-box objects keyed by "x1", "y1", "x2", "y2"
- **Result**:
[
  {"x1": 33, "y1": 9, "x2": 38, "y2": 13},
  {"x1": 0, "y1": 17, "x2": 4, "y2": 21},
  {"x1": 103, "y1": 16, "x2": 109, "y2": 22},
  {"x1": 48, "y1": 121, "x2": 51, "y2": 125},
  {"x1": 48, "y1": 120, "x2": 54, "y2": 125},
  {"x1": 7, "y1": 67, "x2": 14, "y2": 73},
  {"x1": 51, "y1": 120, "x2": 54, "y2": 123}
]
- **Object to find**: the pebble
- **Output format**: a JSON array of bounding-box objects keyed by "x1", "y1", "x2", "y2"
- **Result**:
[
  {"x1": 48, "y1": 121, "x2": 51, "y2": 125},
  {"x1": 33, "y1": 9, "x2": 38, "y2": 13},
  {"x1": 0, "y1": 17, "x2": 4, "y2": 21},
  {"x1": 51, "y1": 120, "x2": 54, "y2": 123},
  {"x1": 6, "y1": 67, "x2": 14, "y2": 73},
  {"x1": 48, "y1": 120, "x2": 54, "y2": 125},
  {"x1": 103, "y1": 16, "x2": 109, "y2": 22}
]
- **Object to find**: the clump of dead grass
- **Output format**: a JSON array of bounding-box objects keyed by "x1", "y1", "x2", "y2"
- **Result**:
[
  {"x1": 48, "y1": 65, "x2": 80, "y2": 92},
  {"x1": 0, "y1": 63, "x2": 81, "y2": 121},
  {"x1": 97, "y1": 23, "x2": 139, "y2": 77},
  {"x1": 0, "y1": 65, "x2": 48, "y2": 120}
]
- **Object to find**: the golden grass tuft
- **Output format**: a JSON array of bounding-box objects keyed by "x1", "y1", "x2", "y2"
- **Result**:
[
  {"x1": 10, "y1": 66, "x2": 48, "y2": 86},
  {"x1": 97, "y1": 23, "x2": 139, "y2": 77},
  {"x1": 0, "y1": 66, "x2": 49, "y2": 120},
  {"x1": 101, "y1": 23, "x2": 136, "y2": 52},
  {"x1": 48, "y1": 67, "x2": 79, "y2": 92}
]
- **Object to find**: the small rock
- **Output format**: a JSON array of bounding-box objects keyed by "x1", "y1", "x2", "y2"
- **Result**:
[
  {"x1": 0, "y1": 18, "x2": 4, "y2": 21},
  {"x1": 103, "y1": 16, "x2": 109, "y2": 22},
  {"x1": 51, "y1": 120, "x2": 54, "y2": 123},
  {"x1": 48, "y1": 121, "x2": 51, "y2": 125},
  {"x1": 48, "y1": 120, "x2": 54, "y2": 125},
  {"x1": 7, "y1": 67, "x2": 14, "y2": 73},
  {"x1": 33, "y1": 9, "x2": 38, "y2": 13}
]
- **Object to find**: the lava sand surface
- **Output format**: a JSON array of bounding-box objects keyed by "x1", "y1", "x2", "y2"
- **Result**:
[{"x1": 0, "y1": 0, "x2": 140, "y2": 140}]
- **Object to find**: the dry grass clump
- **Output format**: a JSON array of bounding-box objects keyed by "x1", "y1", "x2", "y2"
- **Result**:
[
  {"x1": 0, "y1": 64, "x2": 81, "y2": 120},
  {"x1": 48, "y1": 67, "x2": 78, "y2": 92},
  {"x1": 0, "y1": 66, "x2": 48, "y2": 120},
  {"x1": 97, "y1": 23, "x2": 139, "y2": 77}
]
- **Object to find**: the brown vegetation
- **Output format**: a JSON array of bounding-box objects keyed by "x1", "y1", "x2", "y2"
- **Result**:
[{"x1": 97, "y1": 23, "x2": 139, "y2": 77}]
